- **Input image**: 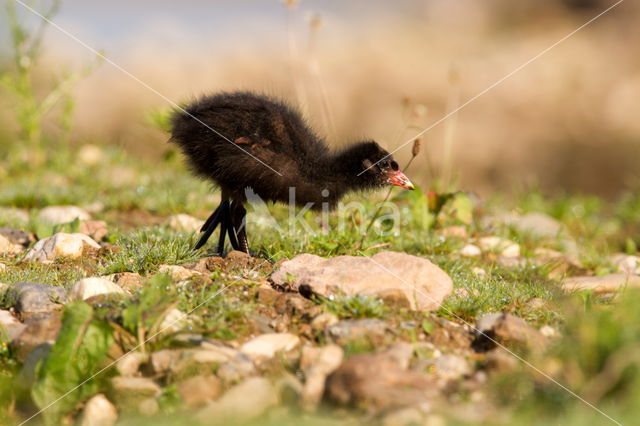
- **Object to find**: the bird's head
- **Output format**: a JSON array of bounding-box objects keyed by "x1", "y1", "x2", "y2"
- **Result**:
[{"x1": 352, "y1": 141, "x2": 414, "y2": 190}]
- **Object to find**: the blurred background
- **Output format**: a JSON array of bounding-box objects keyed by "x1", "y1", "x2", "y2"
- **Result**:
[{"x1": 1, "y1": 0, "x2": 639, "y2": 198}]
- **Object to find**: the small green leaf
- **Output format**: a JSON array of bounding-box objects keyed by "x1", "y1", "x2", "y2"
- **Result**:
[
  {"x1": 421, "y1": 319, "x2": 435, "y2": 335},
  {"x1": 32, "y1": 302, "x2": 113, "y2": 425}
]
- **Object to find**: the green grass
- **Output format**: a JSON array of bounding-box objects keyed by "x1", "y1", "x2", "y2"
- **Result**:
[
  {"x1": 2, "y1": 142, "x2": 640, "y2": 425},
  {"x1": 98, "y1": 227, "x2": 202, "y2": 275}
]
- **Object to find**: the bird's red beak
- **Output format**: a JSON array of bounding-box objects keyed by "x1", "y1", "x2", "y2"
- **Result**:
[{"x1": 388, "y1": 170, "x2": 415, "y2": 190}]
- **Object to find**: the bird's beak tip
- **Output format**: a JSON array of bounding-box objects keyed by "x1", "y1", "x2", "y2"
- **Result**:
[{"x1": 388, "y1": 170, "x2": 414, "y2": 190}]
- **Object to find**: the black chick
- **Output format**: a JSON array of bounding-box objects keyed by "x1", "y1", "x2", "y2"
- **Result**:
[{"x1": 170, "y1": 91, "x2": 414, "y2": 253}]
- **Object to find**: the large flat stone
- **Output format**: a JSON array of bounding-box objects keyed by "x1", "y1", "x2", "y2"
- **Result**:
[{"x1": 271, "y1": 251, "x2": 452, "y2": 311}]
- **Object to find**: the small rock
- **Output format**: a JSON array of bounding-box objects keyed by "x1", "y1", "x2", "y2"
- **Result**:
[
  {"x1": 0, "y1": 234, "x2": 23, "y2": 255},
  {"x1": 79, "y1": 220, "x2": 108, "y2": 241},
  {"x1": 216, "y1": 356, "x2": 257, "y2": 383},
  {"x1": 0, "y1": 309, "x2": 26, "y2": 341},
  {"x1": 508, "y1": 212, "x2": 563, "y2": 238},
  {"x1": 104, "y1": 272, "x2": 143, "y2": 292},
  {"x1": 111, "y1": 377, "x2": 161, "y2": 412},
  {"x1": 478, "y1": 237, "x2": 520, "y2": 258},
  {"x1": 0, "y1": 227, "x2": 35, "y2": 248},
  {"x1": 77, "y1": 144, "x2": 105, "y2": 166},
  {"x1": 69, "y1": 277, "x2": 127, "y2": 301},
  {"x1": 300, "y1": 345, "x2": 344, "y2": 409},
  {"x1": 170, "y1": 343, "x2": 253, "y2": 380},
  {"x1": 81, "y1": 394, "x2": 118, "y2": 426},
  {"x1": 196, "y1": 377, "x2": 277, "y2": 423},
  {"x1": 225, "y1": 250, "x2": 253, "y2": 267},
  {"x1": 325, "y1": 352, "x2": 437, "y2": 411},
  {"x1": 8, "y1": 282, "x2": 67, "y2": 318},
  {"x1": 111, "y1": 377, "x2": 162, "y2": 397},
  {"x1": 610, "y1": 254, "x2": 640, "y2": 275},
  {"x1": 177, "y1": 375, "x2": 222, "y2": 407},
  {"x1": 150, "y1": 349, "x2": 181, "y2": 375},
  {"x1": 460, "y1": 244, "x2": 481, "y2": 257},
  {"x1": 381, "y1": 342, "x2": 415, "y2": 370},
  {"x1": 158, "y1": 308, "x2": 188, "y2": 334},
  {"x1": 271, "y1": 251, "x2": 452, "y2": 312},
  {"x1": 433, "y1": 354, "x2": 471, "y2": 381},
  {"x1": 562, "y1": 274, "x2": 640, "y2": 293},
  {"x1": 439, "y1": 226, "x2": 468, "y2": 240},
  {"x1": 0, "y1": 207, "x2": 29, "y2": 223},
  {"x1": 23, "y1": 233, "x2": 100, "y2": 262},
  {"x1": 158, "y1": 264, "x2": 202, "y2": 282},
  {"x1": 326, "y1": 319, "x2": 387, "y2": 343},
  {"x1": 240, "y1": 333, "x2": 300, "y2": 359},
  {"x1": 256, "y1": 286, "x2": 280, "y2": 304},
  {"x1": 37, "y1": 205, "x2": 91, "y2": 225},
  {"x1": 474, "y1": 313, "x2": 546, "y2": 352},
  {"x1": 116, "y1": 352, "x2": 149, "y2": 377},
  {"x1": 310, "y1": 312, "x2": 339, "y2": 331},
  {"x1": 539, "y1": 325, "x2": 559, "y2": 338},
  {"x1": 167, "y1": 214, "x2": 205, "y2": 233},
  {"x1": 10, "y1": 314, "x2": 62, "y2": 362}
]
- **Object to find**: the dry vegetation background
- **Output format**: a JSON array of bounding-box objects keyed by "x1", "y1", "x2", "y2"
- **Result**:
[{"x1": 1, "y1": 0, "x2": 639, "y2": 197}]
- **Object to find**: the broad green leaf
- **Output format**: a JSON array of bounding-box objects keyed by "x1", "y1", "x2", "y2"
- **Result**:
[{"x1": 32, "y1": 302, "x2": 113, "y2": 425}]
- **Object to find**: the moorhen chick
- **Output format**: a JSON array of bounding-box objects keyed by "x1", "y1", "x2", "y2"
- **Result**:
[{"x1": 170, "y1": 91, "x2": 414, "y2": 253}]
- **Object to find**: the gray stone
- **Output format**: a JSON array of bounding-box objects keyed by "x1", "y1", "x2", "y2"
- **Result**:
[
  {"x1": 271, "y1": 251, "x2": 452, "y2": 312},
  {"x1": 0, "y1": 227, "x2": 34, "y2": 247},
  {"x1": 9, "y1": 282, "x2": 67, "y2": 317}
]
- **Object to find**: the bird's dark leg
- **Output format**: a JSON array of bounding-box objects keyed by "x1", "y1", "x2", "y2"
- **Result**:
[
  {"x1": 230, "y1": 200, "x2": 249, "y2": 253},
  {"x1": 195, "y1": 202, "x2": 225, "y2": 250}
]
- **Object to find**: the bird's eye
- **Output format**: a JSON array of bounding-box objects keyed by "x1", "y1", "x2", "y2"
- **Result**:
[{"x1": 390, "y1": 161, "x2": 399, "y2": 171}]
